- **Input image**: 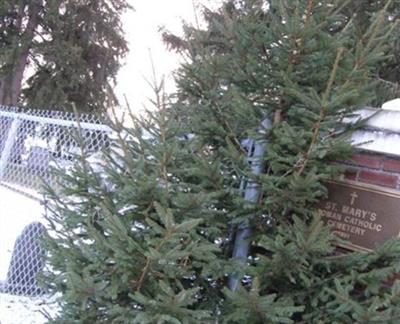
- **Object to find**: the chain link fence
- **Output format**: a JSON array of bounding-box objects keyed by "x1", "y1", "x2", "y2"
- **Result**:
[
  {"x1": 0, "y1": 105, "x2": 111, "y2": 310},
  {"x1": 0, "y1": 105, "x2": 112, "y2": 198}
]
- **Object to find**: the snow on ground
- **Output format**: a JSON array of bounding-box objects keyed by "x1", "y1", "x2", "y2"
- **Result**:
[
  {"x1": 0, "y1": 185, "x2": 59, "y2": 324},
  {"x1": 0, "y1": 185, "x2": 44, "y2": 282},
  {"x1": 0, "y1": 293, "x2": 59, "y2": 324}
]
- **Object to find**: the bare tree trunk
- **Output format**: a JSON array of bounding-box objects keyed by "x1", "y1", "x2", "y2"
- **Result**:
[{"x1": 3, "y1": 0, "x2": 42, "y2": 106}]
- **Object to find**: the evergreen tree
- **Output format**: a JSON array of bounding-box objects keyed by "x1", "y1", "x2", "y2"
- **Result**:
[
  {"x1": 340, "y1": 1, "x2": 400, "y2": 105},
  {"x1": 0, "y1": 0, "x2": 130, "y2": 112},
  {"x1": 0, "y1": 0, "x2": 42, "y2": 106},
  {"x1": 45, "y1": 0, "x2": 400, "y2": 323},
  {"x1": 44, "y1": 79, "x2": 229, "y2": 322}
]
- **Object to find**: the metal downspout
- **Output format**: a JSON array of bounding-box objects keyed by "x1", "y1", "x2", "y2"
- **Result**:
[{"x1": 228, "y1": 118, "x2": 271, "y2": 291}]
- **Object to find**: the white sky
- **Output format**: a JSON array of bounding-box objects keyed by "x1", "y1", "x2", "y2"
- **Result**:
[{"x1": 116, "y1": 0, "x2": 222, "y2": 114}]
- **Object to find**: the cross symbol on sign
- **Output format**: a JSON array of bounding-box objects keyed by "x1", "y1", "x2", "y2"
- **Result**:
[{"x1": 350, "y1": 192, "x2": 358, "y2": 205}]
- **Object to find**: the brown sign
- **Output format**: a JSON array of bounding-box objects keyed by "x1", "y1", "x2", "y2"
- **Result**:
[{"x1": 318, "y1": 181, "x2": 400, "y2": 251}]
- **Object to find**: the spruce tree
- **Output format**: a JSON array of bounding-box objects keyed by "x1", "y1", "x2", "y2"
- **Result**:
[
  {"x1": 339, "y1": 1, "x2": 400, "y2": 105},
  {"x1": 0, "y1": 0, "x2": 42, "y2": 106},
  {"x1": 24, "y1": 0, "x2": 130, "y2": 112},
  {"x1": 44, "y1": 0, "x2": 400, "y2": 323},
  {"x1": 0, "y1": 0, "x2": 130, "y2": 112},
  {"x1": 44, "y1": 79, "x2": 228, "y2": 322}
]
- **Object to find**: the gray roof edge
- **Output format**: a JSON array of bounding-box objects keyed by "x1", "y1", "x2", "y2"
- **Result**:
[
  {"x1": 345, "y1": 107, "x2": 400, "y2": 134},
  {"x1": 342, "y1": 106, "x2": 400, "y2": 157}
]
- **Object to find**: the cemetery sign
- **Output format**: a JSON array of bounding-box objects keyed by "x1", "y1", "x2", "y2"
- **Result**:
[{"x1": 318, "y1": 181, "x2": 400, "y2": 251}]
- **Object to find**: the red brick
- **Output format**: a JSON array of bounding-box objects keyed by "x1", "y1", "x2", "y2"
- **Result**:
[
  {"x1": 348, "y1": 154, "x2": 383, "y2": 169},
  {"x1": 383, "y1": 158, "x2": 400, "y2": 173},
  {"x1": 358, "y1": 170, "x2": 398, "y2": 188},
  {"x1": 343, "y1": 170, "x2": 358, "y2": 181}
]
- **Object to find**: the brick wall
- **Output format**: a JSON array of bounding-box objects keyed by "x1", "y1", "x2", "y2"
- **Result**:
[
  {"x1": 340, "y1": 152, "x2": 400, "y2": 190},
  {"x1": 343, "y1": 106, "x2": 400, "y2": 187}
]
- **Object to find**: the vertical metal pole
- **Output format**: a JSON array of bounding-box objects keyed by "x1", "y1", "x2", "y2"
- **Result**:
[
  {"x1": 0, "y1": 119, "x2": 21, "y2": 180},
  {"x1": 228, "y1": 118, "x2": 271, "y2": 291}
]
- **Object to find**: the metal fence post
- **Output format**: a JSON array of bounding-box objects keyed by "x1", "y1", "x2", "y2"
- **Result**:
[{"x1": 0, "y1": 118, "x2": 21, "y2": 181}]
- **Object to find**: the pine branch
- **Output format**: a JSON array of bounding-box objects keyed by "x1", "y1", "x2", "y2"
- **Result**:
[
  {"x1": 134, "y1": 225, "x2": 174, "y2": 293},
  {"x1": 297, "y1": 47, "x2": 344, "y2": 176},
  {"x1": 286, "y1": 0, "x2": 315, "y2": 73}
]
